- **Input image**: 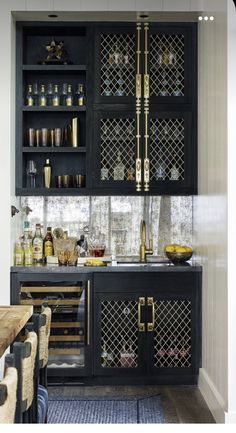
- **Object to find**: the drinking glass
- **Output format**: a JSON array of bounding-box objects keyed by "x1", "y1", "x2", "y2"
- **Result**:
[{"x1": 26, "y1": 160, "x2": 37, "y2": 188}]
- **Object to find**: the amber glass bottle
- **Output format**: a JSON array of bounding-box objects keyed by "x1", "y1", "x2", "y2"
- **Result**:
[{"x1": 43, "y1": 227, "x2": 54, "y2": 259}]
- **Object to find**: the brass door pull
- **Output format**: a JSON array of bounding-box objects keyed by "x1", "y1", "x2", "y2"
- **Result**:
[
  {"x1": 138, "y1": 297, "x2": 145, "y2": 332},
  {"x1": 147, "y1": 297, "x2": 155, "y2": 331}
]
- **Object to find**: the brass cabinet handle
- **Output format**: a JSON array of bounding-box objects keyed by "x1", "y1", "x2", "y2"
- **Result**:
[
  {"x1": 143, "y1": 23, "x2": 150, "y2": 192},
  {"x1": 136, "y1": 23, "x2": 142, "y2": 192},
  {"x1": 147, "y1": 297, "x2": 155, "y2": 331},
  {"x1": 87, "y1": 280, "x2": 91, "y2": 345},
  {"x1": 138, "y1": 297, "x2": 145, "y2": 332}
]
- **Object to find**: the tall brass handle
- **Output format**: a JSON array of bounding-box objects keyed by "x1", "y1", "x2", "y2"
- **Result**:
[
  {"x1": 136, "y1": 23, "x2": 142, "y2": 192},
  {"x1": 143, "y1": 23, "x2": 150, "y2": 192},
  {"x1": 147, "y1": 297, "x2": 155, "y2": 331},
  {"x1": 138, "y1": 297, "x2": 145, "y2": 332},
  {"x1": 87, "y1": 280, "x2": 91, "y2": 345}
]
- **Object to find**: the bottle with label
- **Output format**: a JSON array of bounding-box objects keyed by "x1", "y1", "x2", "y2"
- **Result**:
[
  {"x1": 21, "y1": 220, "x2": 31, "y2": 250},
  {"x1": 43, "y1": 158, "x2": 52, "y2": 188},
  {"x1": 43, "y1": 227, "x2": 54, "y2": 259},
  {"x1": 32, "y1": 223, "x2": 44, "y2": 264},
  {"x1": 24, "y1": 240, "x2": 33, "y2": 266},
  {"x1": 52, "y1": 84, "x2": 60, "y2": 106},
  {"x1": 66, "y1": 84, "x2": 73, "y2": 106},
  {"x1": 14, "y1": 240, "x2": 24, "y2": 266},
  {"x1": 113, "y1": 151, "x2": 125, "y2": 180},
  {"x1": 77, "y1": 235, "x2": 88, "y2": 257},
  {"x1": 39, "y1": 84, "x2": 47, "y2": 106},
  {"x1": 26, "y1": 84, "x2": 34, "y2": 106}
]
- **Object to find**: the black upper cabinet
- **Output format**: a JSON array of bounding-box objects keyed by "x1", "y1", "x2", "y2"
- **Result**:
[
  {"x1": 15, "y1": 22, "x2": 197, "y2": 196},
  {"x1": 92, "y1": 22, "x2": 197, "y2": 195}
]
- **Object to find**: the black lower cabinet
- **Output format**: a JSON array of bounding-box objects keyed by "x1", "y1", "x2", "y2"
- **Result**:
[
  {"x1": 11, "y1": 269, "x2": 201, "y2": 385},
  {"x1": 93, "y1": 271, "x2": 201, "y2": 385}
]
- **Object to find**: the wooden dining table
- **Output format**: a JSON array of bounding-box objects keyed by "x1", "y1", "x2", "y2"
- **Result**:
[{"x1": 0, "y1": 305, "x2": 33, "y2": 357}]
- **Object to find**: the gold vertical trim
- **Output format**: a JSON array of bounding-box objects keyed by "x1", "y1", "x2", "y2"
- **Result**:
[
  {"x1": 143, "y1": 23, "x2": 150, "y2": 192},
  {"x1": 138, "y1": 297, "x2": 145, "y2": 332},
  {"x1": 136, "y1": 23, "x2": 142, "y2": 192},
  {"x1": 147, "y1": 297, "x2": 155, "y2": 331},
  {"x1": 87, "y1": 280, "x2": 91, "y2": 345}
]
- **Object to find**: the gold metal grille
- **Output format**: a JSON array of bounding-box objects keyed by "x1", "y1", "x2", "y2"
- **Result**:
[
  {"x1": 154, "y1": 300, "x2": 191, "y2": 368},
  {"x1": 150, "y1": 34, "x2": 185, "y2": 97},
  {"x1": 101, "y1": 33, "x2": 136, "y2": 97},
  {"x1": 101, "y1": 300, "x2": 138, "y2": 368},
  {"x1": 149, "y1": 118, "x2": 184, "y2": 181},
  {"x1": 100, "y1": 118, "x2": 136, "y2": 181}
]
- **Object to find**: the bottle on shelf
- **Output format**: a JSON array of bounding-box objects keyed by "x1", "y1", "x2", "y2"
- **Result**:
[
  {"x1": 46, "y1": 83, "x2": 53, "y2": 106},
  {"x1": 170, "y1": 162, "x2": 179, "y2": 180},
  {"x1": 101, "y1": 343, "x2": 108, "y2": 367},
  {"x1": 24, "y1": 240, "x2": 33, "y2": 266},
  {"x1": 43, "y1": 158, "x2": 52, "y2": 188},
  {"x1": 101, "y1": 160, "x2": 109, "y2": 181},
  {"x1": 26, "y1": 84, "x2": 34, "y2": 106},
  {"x1": 155, "y1": 148, "x2": 166, "y2": 180},
  {"x1": 108, "y1": 45, "x2": 115, "y2": 65},
  {"x1": 159, "y1": 72, "x2": 169, "y2": 96},
  {"x1": 14, "y1": 240, "x2": 24, "y2": 266},
  {"x1": 61, "y1": 83, "x2": 68, "y2": 106},
  {"x1": 123, "y1": 44, "x2": 130, "y2": 65},
  {"x1": 75, "y1": 84, "x2": 85, "y2": 106},
  {"x1": 52, "y1": 84, "x2": 60, "y2": 106},
  {"x1": 43, "y1": 226, "x2": 54, "y2": 259},
  {"x1": 32, "y1": 82, "x2": 39, "y2": 105},
  {"x1": 32, "y1": 223, "x2": 44, "y2": 264},
  {"x1": 113, "y1": 44, "x2": 122, "y2": 65},
  {"x1": 113, "y1": 151, "x2": 125, "y2": 180},
  {"x1": 173, "y1": 72, "x2": 183, "y2": 96},
  {"x1": 39, "y1": 84, "x2": 47, "y2": 106},
  {"x1": 77, "y1": 234, "x2": 88, "y2": 257},
  {"x1": 65, "y1": 84, "x2": 73, "y2": 106},
  {"x1": 168, "y1": 43, "x2": 177, "y2": 66},
  {"x1": 21, "y1": 220, "x2": 31, "y2": 250}
]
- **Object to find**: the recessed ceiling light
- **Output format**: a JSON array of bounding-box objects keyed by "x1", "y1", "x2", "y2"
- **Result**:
[
  {"x1": 198, "y1": 16, "x2": 203, "y2": 21},
  {"x1": 210, "y1": 16, "x2": 214, "y2": 21},
  {"x1": 204, "y1": 16, "x2": 209, "y2": 21},
  {"x1": 48, "y1": 14, "x2": 58, "y2": 18},
  {"x1": 139, "y1": 14, "x2": 149, "y2": 19}
]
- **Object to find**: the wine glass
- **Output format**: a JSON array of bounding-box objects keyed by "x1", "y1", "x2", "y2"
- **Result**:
[{"x1": 26, "y1": 160, "x2": 37, "y2": 188}]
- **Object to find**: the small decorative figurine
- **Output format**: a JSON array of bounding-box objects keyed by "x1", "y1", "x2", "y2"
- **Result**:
[{"x1": 40, "y1": 38, "x2": 70, "y2": 64}]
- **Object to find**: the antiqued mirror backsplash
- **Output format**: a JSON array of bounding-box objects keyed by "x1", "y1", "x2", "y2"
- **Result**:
[{"x1": 20, "y1": 196, "x2": 193, "y2": 257}]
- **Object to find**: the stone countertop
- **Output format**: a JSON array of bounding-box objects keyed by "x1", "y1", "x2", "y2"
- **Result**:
[{"x1": 11, "y1": 261, "x2": 202, "y2": 273}]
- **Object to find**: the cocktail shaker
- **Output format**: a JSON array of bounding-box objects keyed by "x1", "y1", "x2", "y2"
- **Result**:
[{"x1": 43, "y1": 158, "x2": 52, "y2": 188}]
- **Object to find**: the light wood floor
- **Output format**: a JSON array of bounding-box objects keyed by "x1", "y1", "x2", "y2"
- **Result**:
[{"x1": 48, "y1": 385, "x2": 215, "y2": 423}]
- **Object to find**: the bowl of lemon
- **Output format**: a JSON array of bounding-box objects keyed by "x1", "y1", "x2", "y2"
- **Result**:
[{"x1": 164, "y1": 244, "x2": 193, "y2": 264}]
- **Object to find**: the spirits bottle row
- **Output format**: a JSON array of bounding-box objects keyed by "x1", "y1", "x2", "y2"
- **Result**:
[
  {"x1": 25, "y1": 82, "x2": 85, "y2": 107},
  {"x1": 107, "y1": 44, "x2": 130, "y2": 66}
]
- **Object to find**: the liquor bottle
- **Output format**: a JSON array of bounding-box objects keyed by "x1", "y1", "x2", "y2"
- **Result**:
[
  {"x1": 65, "y1": 84, "x2": 73, "y2": 106},
  {"x1": 21, "y1": 220, "x2": 31, "y2": 250},
  {"x1": 61, "y1": 83, "x2": 68, "y2": 106},
  {"x1": 101, "y1": 343, "x2": 108, "y2": 367},
  {"x1": 39, "y1": 84, "x2": 47, "y2": 106},
  {"x1": 47, "y1": 83, "x2": 53, "y2": 105},
  {"x1": 32, "y1": 223, "x2": 44, "y2": 264},
  {"x1": 24, "y1": 240, "x2": 33, "y2": 266},
  {"x1": 101, "y1": 161, "x2": 109, "y2": 180},
  {"x1": 123, "y1": 44, "x2": 130, "y2": 65},
  {"x1": 32, "y1": 83, "x2": 39, "y2": 105},
  {"x1": 113, "y1": 151, "x2": 125, "y2": 180},
  {"x1": 52, "y1": 84, "x2": 60, "y2": 106},
  {"x1": 159, "y1": 72, "x2": 169, "y2": 96},
  {"x1": 43, "y1": 158, "x2": 52, "y2": 188},
  {"x1": 113, "y1": 44, "x2": 122, "y2": 65},
  {"x1": 170, "y1": 158, "x2": 180, "y2": 180},
  {"x1": 43, "y1": 226, "x2": 54, "y2": 258},
  {"x1": 14, "y1": 240, "x2": 24, "y2": 266},
  {"x1": 108, "y1": 46, "x2": 115, "y2": 65},
  {"x1": 75, "y1": 84, "x2": 85, "y2": 106},
  {"x1": 155, "y1": 148, "x2": 166, "y2": 180},
  {"x1": 172, "y1": 72, "x2": 183, "y2": 96},
  {"x1": 168, "y1": 44, "x2": 177, "y2": 66},
  {"x1": 26, "y1": 84, "x2": 34, "y2": 106}
]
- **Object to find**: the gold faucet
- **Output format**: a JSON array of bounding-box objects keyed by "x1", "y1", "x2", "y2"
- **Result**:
[{"x1": 139, "y1": 220, "x2": 153, "y2": 262}]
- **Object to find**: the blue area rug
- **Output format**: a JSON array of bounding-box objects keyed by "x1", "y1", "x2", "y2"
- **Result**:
[{"x1": 48, "y1": 394, "x2": 165, "y2": 424}]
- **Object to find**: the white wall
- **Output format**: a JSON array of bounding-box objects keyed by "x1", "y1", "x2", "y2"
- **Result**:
[
  {"x1": 194, "y1": 0, "x2": 228, "y2": 424},
  {"x1": 226, "y1": 0, "x2": 236, "y2": 423}
]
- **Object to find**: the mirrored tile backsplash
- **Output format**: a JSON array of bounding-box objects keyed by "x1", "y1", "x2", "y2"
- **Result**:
[{"x1": 20, "y1": 196, "x2": 193, "y2": 257}]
